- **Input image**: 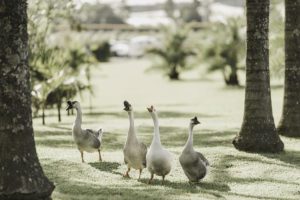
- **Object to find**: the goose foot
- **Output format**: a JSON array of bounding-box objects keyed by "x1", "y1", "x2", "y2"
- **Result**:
[
  {"x1": 98, "y1": 149, "x2": 102, "y2": 162},
  {"x1": 138, "y1": 169, "x2": 142, "y2": 180},
  {"x1": 80, "y1": 151, "x2": 85, "y2": 163},
  {"x1": 123, "y1": 167, "x2": 131, "y2": 178},
  {"x1": 162, "y1": 175, "x2": 165, "y2": 185}
]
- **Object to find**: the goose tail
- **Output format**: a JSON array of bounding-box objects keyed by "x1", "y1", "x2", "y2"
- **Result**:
[{"x1": 98, "y1": 128, "x2": 104, "y2": 140}]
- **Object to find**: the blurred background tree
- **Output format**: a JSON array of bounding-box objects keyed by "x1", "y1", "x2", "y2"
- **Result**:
[
  {"x1": 277, "y1": 0, "x2": 300, "y2": 138},
  {"x1": 148, "y1": 25, "x2": 195, "y2": 80},
  {"x1": 202, "y1": 18, "x2": 245, "y2": 86},
  {"x1": 28, "y1": 0, "x2": 95, "y2": 125},
  {"x1": 180, "y1": 0, "x2": 202, "y2": 23},
  {"x1": 78, "y1": 3, "x2": 125, "y2": 24}
]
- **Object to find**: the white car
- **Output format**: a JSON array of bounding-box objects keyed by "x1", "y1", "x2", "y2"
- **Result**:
[{"x1": 110, "y1": 36, "x2": 159, "y2": 57}]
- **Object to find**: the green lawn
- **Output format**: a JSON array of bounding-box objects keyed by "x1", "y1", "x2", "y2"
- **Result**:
[{"x1": 34, "y1": 58, "x2": 300, "y2": 200}]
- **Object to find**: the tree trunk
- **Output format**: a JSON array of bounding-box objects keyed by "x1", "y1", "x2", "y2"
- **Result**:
[
  {"x1": 224, "y1": 68, "x2": 239, "y2": 86},
  {"x1": 168, "y1": 65, "x2": 179, "y2": 80},
  {"x1": 57, "y1": 103, "x2": 61, "y2": 122},
  {"x1": 0, "y1": 1, "x2": 55, "y2": 199},
  {"x1": 233, "y1": 0, "x2": 284, "y2": 153},
  {"x1": 42, "y1": 106, "x2": 45, "y2": 125},
  {"x1": 277, "y1": 0, "x2": 300, "y2": 137},
  {"x1": 226, "y1": 73, "x2": 239, "y2": 86}
]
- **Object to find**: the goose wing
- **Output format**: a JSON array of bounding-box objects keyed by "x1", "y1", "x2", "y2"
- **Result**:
[
  {"x1": 82, "y1": 129, "x2": 101, "y2": 149},
  {"x1": 196, "y1": 152, "x2": 209, "y2": 166},
  {"x1": 140, "y1": 142, "x2": 147, "y2": 167},
  {"x1": 86, "y1": 129, "x2": 99, "y2": 138}
]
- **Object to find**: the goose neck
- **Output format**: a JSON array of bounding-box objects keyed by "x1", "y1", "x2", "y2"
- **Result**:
[
  {"x1": 184, "y1": 124, "x2": 194, "y2": 151},
  {"x1": 128, "y1": 111, "x2": 135, "y2": 128},
  {"x1": 151, "y1": 112, "x2": 161, "y2": 145},
  {"x1": 74, "y1": 107, "x2": 82, "y2": 129},
  {"x1": 127, "y1": 111, "x2": 137, "y2": 140}
]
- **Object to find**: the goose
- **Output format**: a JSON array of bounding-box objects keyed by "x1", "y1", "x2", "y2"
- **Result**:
[
  {"x1": 179, "y1": 117, "x2": 209, "y2": 183},
  {"x1": 66, "y1": 100, "x2": 103, "y2": 163},
  {"x1": 123, "y1": 101, "x2": 147, "y2": 180},
  {"x1": 146, "y1": 105, "x2": 172, "y2": 184}
]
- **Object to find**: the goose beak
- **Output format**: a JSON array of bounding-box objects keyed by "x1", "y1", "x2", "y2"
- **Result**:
[
  {"x1": 123, "y1": 100, "x2": 131, "y2": 111},
  {"x1": 66, "y1": 101, "x2": 73, "y2": 111},
  {"x1": 192, "y1": 116, "x2": 200, "y2": 125},
  {"x1": 66, "y1": 105, "x2": 72, "y2": 111},
  {"x1": 147, "y1": 105, "x2": 154, "y2": 112}
]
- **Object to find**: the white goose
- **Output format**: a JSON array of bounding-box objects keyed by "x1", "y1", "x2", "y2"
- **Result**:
[
  {"x1": 123, "y1": 101, "x2": 147, "y2": 180},
  {"x1": 66, "y1": 101, "x2": 103, "y2": 163},
  {"x1": 179, "y1": 117, "x2": 209, "y2": 183},
  {"x1": 146, "y1": 105, "x2": 172, "y2": 184}
]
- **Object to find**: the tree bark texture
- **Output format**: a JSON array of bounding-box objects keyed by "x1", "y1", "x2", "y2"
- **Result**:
[
  {"x1": 277, "y1": 0, "x2": 300, "y2": 137},
  {"x1": 233, "y1": 0, "x2": 284, "y2": 153},
  {"x1": 0, "y1": 1, "x2": 55, "y2": 199}
]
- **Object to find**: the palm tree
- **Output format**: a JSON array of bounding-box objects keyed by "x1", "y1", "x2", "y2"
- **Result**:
[
  {"x1": 204, "y1": 18, "x2": 245, "y2": 86},
  {"x1": 277, "y1": 0, "x2": 300, "y2": 137},
  {"x1": 233, "y1": 0, "x2": 284, "y2": 152},
  {"x1": 148, "y1": 26, "x2": 195, "y2": 80},
  {"x1": 0, "y1": 1, "x2": 54, "y2": 199}
]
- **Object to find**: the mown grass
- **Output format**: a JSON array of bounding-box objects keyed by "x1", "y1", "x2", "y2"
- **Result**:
[{"x1": 34, "y1": 58, "x2": 300, "y2": 200}]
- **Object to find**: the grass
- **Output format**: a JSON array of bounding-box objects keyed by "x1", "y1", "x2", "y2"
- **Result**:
[{"x1": 34, "y1": 58, "x2": 300, "y2": 200}]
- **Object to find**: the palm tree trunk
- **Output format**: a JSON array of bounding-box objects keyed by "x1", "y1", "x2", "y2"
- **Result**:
[
  {"x1": 225, "y1": 66, "x2": 239, "y2": 86},
  {"x1": 57, "y1": 103, "x2": 61, "y2": 122},
  {"x1": 169, "y1": 65, "x2": 179, "y2": 80},
  {"x1": 42, "y1": 105, "x2": 46, "y2": 125},
  {"x1": 0, "y1": 1, "x2": 54, "y2": 199},
  {"x1": 277, "y1": 0, "x2": 300, "y2": 137},
  {"x1": 233, "y1": 0, "x2": 284, "y2": 153}
]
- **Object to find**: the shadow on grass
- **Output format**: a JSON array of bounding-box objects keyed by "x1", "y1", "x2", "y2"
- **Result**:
[
  {"x1": 139, "y1": 178, "x2": 230, "y2": 192},
  {"x1": 35, "y1": 126, "x2": 236, "y2": 150},
  {"x1": 85, "y1": 110, "x2": 220, "y2": 119},
  {"x1": 42, "y1": 159, "x2": 216, "y2": 200},
  {"x1": 138, "y1": 178, "x2": 229, "y2": 198},
  {"x1": 210, "y1": 153, "x2": 299, "y2": 200},
  {"x1": 46, "y1": 124, "x2": 71, "y2": 131},
  {"x1": 261, "y1": 150, "x2": 300, "y2": 168},
  {"x1": 35, "y1": 139, "x2": 74, "y2": 148},
  {"x1": 35, "y1": 130, "x2": 74, "y2": 148},
  {"x1": 89, "y1": 161, "x2": 122, "y2": 176},
  {"x1": 138, "y1": 126, "x2": 236, "y2": 148}
]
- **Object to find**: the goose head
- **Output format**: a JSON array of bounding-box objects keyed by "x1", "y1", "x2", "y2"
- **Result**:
[
  {"x1": 123, "y1": 100, "x2": 132, "y2": 112},
  {"x1": 147, "y1": 105, "x2": 156, "y2": 113},
  {"x1": 190, "y1": 116, "x2": 200, "y2": 127},
  {"x1": 66, "y1": 100, "x2": 80, "y2": 111}
]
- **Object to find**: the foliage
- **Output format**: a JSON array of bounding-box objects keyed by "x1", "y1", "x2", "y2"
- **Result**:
[
  {"x1": 78, "y1": 3, "x2": 125, "y2": 24},
  {"x1": 28, "y1": 0, "x2": 94, "y2": 124},
  {"x1": 202, "y1": 18, "x2": 245, "y2": 86},
  {"x1": 90, "y1": 41, "x2": 111, "y2": 62},
  {"x1": 269, "y1": 0, "x2": 284, "y2": 79},
  {"x1": 148, "y1": 25, "x2": 195, "y2": 80},
  {"x1": 164, "y1": 0, "x2": 176, "y2": 20},
  {"x1": 180, "y1": 0, "x2": 202, "y2": 23}
]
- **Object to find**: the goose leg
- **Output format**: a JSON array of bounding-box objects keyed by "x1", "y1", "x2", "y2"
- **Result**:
[
  {"x1": 148, "y1": 173, "x2": 154, "y2": 184},
  {"x1": 123, "y1": 167, "x2": 131, "y2": 178},
  {"x1": 80, "y1": 150, "x2": 84, "y2": 163},
  {"x1": 162, "y1": 175, "x2": 165, "y2": 185},
  {"x1": 98, "y1": 149, "x2": 102, "y2": 162},
  {"x1": 138, "y1": 169, "x2": 142, "y2": 180}
]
